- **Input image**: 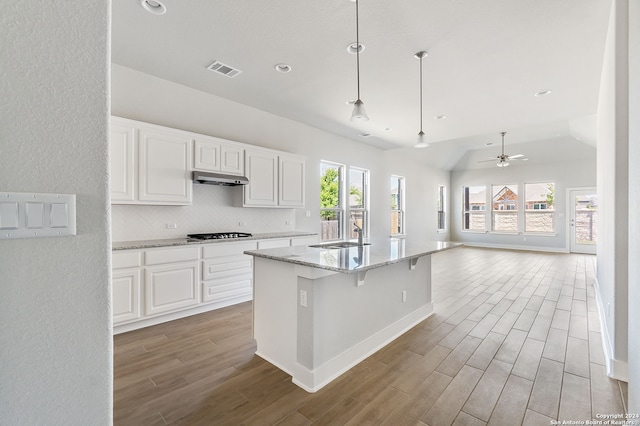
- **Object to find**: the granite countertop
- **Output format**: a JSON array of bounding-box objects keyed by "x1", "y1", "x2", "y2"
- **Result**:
[
  {"x1": 112, "y1": 231, "x2": 317, "y2": 250},
  {"x1": 244, "y1": 238, "x2": 462, "y2": 274}
]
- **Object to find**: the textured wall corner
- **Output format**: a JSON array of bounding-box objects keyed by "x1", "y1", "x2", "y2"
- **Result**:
[{"x1": 0, "y1": 1, "x2": 112, "y2": 424}]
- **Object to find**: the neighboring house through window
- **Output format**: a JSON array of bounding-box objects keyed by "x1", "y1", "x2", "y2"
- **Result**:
[
  {"x1": 525, "y1": 182, "x2": 555, "y2": 233},
  {"x1": 492, "y1": 184, "x2": 519, "y2": 231}
]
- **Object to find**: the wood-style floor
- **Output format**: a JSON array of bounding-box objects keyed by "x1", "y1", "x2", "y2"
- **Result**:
[{"x1": 114, "y1": 247, "x2": 626, "y2": 425}]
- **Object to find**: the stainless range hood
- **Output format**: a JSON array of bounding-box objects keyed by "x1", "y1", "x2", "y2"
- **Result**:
[{"x1": 192, "y1": 171, "x2": 249, "y2": 186}]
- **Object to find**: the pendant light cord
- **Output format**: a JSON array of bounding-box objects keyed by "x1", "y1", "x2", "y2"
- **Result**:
[
  {"x1": 419, "y1": 54, "x2": 423, "y2": 133},
  {"x1": 355, "y1": 0, "x2": 361, "y2": 101}
]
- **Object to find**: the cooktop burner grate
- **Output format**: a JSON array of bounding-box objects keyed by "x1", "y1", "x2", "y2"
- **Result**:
[{"x1": 187, "y1": 232, "x2": 253, "y2": 240}]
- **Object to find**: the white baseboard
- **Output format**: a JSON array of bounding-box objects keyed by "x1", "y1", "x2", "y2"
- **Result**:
[
  {"x1": 593, "y1": 276, "x2": 629, "y2": 382},
  {"x1": 275, "y1": 304, "x2": 434, "y2": 393},
  {"x1": 113, "y1": 294, "x2": 252, "y2": 334},
  {"x1": 456, "y1": 241, "x2": 569, "y2": 253}
]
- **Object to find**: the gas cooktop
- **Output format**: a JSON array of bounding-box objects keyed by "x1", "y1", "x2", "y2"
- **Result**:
[{"x1": 187, "y1": 232, "x2": 253, "y2": 240}]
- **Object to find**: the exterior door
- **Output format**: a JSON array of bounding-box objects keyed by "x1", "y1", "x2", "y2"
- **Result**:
[{"x1": 569, "y1": 189, "x2": 597, "y2": 254}]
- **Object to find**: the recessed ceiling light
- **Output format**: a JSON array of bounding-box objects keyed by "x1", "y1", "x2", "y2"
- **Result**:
[
  {"x1": 434, "y1": 115, "x2": 447, "y2": 120},
  {"x1": 485, "y1": 142, "x2": 494, "y2": 146},
  {"x1": 347, "y1": 43, "x2": 365, "y2": 54},
  {"x1": 274, "y1": 64, "x2": 292, "y2": 73},
  {"x1": 359, "y1": 133, "x2": 371, "y2": 138},
  {"x1": 140, "y1": 0, "x2": 166, "y2": 15},
  {"x1": 384, "y1": 127, "x2": 393, "y2": 131},
  {"x1": 534, "y1": 90, "x2": 552, "y2": 97}
]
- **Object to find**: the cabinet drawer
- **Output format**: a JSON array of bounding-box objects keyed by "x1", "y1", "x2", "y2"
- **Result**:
[
  {"x1": 145, "y1": 246, "x2": 199, "y2": 265},
  {"x1": 112, "y1": 251, "x2": 142, "y2": 269},
  {"x1": 202, "y1": 241, "x2": 257, "y2": 258},
  {"x1": 202, "y1": 276, "x2": 252, "y2": 303},
  {"x1": 257, "y1": 238, "x2": 290, "y2": 249},
  {"x1": 202, "y1": 257, "x2": 253, "y2": 281}
]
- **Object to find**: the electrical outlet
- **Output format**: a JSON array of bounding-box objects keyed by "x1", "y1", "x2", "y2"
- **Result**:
[
  {"x1": 305, "y1": 210, "x2": 311, "y2": 217},
  {"x1": 165, "y1": 223, "x2": 177, "y2": 229},
  {"x1": 285, "y1": 220, "x2": 291, "y2": 225},
  {"x1": 300, "y1": 290, "x2": 308, "y2": 307},
  {"x1": 402, "y1": 290, "x2": 407, "y2": 302},
  {"x1": 238, "y1": 221, "x2": 246, "y2": 227}
]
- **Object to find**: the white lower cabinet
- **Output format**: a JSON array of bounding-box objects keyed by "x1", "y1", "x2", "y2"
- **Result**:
[
  {"x1": 112, "y1": 268, "x2": 141, "y2": 325},
  {"x1": 201, "y1": 240, "x2": 256, "y2": 304},
  {"x1": 145, "y1": 261, "x2": 200, "y2": 316},
  {"x1": 111, "y1": 235, "x2": 316, "y2": 333}
]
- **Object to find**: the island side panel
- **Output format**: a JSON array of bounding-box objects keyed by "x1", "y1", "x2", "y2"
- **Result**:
[
  {"x1": 252, "y1": 257, "x2": 299, "y2": 375},
  {"x1": 310, "y1": 255, "x2": 432, "y2": 369}
]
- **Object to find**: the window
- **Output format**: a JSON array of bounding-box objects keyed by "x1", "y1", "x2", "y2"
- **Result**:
[
  {"x1": 437, "y1": 185, "x2": 446, "y2": 231},
  {"x1": 320, "y1": 161, "x2": 344, "y2": 241},
  {"x1": 390, "y1": 175, "x2": 405, "y2": 235},
  {"x1": 492, "y1": 184, "x2": 519, "y2": 231},
  {"x1": 462, "y1": 186, "x2": 486, "y2": 230},
  {"x1": 525, "y1": 182, "x2": 555, "y2": 233},
  {"x1": 348, "y1": 167, "x2": 369, "y2": 239}
]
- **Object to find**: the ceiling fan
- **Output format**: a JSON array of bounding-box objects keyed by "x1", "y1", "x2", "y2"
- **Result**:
[{"x1": 478, "y1": 132, "x2": 527, "y2": 167}]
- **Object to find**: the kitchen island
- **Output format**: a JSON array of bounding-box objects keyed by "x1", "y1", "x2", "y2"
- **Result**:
[{"x1": 244, "y1": 238, "x2": 460, "y2": 392}]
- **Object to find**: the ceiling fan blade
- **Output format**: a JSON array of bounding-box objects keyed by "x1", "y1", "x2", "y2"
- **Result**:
[
  {"x1": 478, "y1": 158, "x2": 498, "y2": 163},
  {"x1": 509, "y1": 154, "x2": 525, "y2": 159}
]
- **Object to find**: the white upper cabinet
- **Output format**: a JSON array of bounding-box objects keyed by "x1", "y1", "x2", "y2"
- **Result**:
[
  {"x1": 278, "y1": 154, "x2": 305, "y2": 207},
  {"x1": 138, "y1": 127, "x2": 192, "y2": 204},
  {"x1": 110, "y1": 117, "x2": 192, "y2": 205},
  {"x1": 109, "y1": 122, "x2": 136, "y2": 202},
  {"x1": 244, "y1": 149, "x2": 279, "y2": 206},
  {"x1": 193, "y1": 136, "x2": 244, "y2": 175},
  {"x1": 244, "y1": 149, "x2": 306, "y2": 208}
]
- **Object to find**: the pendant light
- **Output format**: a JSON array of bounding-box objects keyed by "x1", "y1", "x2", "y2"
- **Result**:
[
  {"x1": 350, "y1": 0, "x2": 369, "y2": 122},
  {"x1": 414, "y1": 51, "x2": 429, "y2": 148}
]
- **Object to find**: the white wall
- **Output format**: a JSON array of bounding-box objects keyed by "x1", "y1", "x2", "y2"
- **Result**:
[
  {"x1": 450, "y1": 159, "x2": 596, "y2": 252},
  {"x1": 0, "y1": 2, "x2": 112, "y2": 425},
  {"x1": 596, "y1": 0, "x2": 629, "y2": 381},
  {"x1": 111, "y1": 65, "x2": 450, "y2": 242},
  {"x1": 627, "y1": 0, "x2": 639, "y2": 414}
]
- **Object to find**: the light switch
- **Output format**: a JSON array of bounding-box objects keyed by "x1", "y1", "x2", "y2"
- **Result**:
[
  {"x1": 0, "y1": 193, "x2": 75, "y2": 239},
  {"x1": 26, "y1": 202, "x2": 44, "y2": 229},
  {"x1": 50, "y1": 203, "x2": 69, "y2": 228},
  {"x1": 0, "y1": 202, "x2": 19, "y2": 229}
]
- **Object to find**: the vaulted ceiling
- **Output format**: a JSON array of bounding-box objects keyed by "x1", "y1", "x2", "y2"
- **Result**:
[{"x1": 112, "y1": 0, "x2": 610, "y2": 170}]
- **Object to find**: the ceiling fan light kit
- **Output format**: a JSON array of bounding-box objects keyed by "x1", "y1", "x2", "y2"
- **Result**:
[{"x1": 478, "y1": 131, "x2": 528, "y2": 167}]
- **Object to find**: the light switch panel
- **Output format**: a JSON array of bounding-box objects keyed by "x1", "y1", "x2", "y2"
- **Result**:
[{"x1": 0, "y1": 193, "x2": 76, "y2": 239}]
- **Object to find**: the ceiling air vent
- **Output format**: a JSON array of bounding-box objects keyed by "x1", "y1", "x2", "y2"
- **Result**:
[{"x1": 207, "y1": 60, "x2": 242, "y2": 78}]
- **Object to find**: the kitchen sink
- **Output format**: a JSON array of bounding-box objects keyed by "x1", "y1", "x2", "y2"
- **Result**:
[{"x1": 309, "y1": 242, "x2": 371, "y2": 249}]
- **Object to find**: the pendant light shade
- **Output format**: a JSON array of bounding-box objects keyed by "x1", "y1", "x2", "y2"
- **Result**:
[
  {"x1": 350, "y1": 0, "x2": 369, "y2": 122},
  {"x1": 351, "y1": 99, "x2": 369, "y2": 122},
  {"x1": 414, "y1": 51, "x2": 429, "y2": 148}
]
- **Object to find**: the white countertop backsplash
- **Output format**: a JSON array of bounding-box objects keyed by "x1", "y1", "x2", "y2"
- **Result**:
[{"x1": 111, "y1": 184, "x2": 297, "y2": 242}]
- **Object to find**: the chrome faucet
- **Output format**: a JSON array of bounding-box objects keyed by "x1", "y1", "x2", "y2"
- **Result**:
[{"x1": 353, "y1": 223, "x2": 364, "y2": 247}]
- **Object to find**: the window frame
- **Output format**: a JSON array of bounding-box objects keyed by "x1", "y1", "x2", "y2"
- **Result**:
[
  {"x1": 437, "y1": 185, "x2": 446, "y2": 232},
  {"x1": 390, "y1": 175, "x2": 406, "y2": 236},
  {"x1": 524, "y1": 182, "x2": 556, "y2": 234},
  {"x1": 462, "y1": 185, "x2": 487, "y2": 232},
  {"x1": 491, "y1": 184, "x2": 520, "y2": 233},
  {"x1": 347, "y1": 166, "x2": 370, "y2": 239}
]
